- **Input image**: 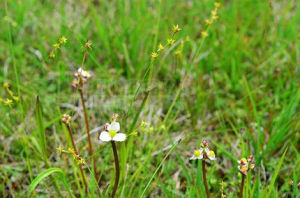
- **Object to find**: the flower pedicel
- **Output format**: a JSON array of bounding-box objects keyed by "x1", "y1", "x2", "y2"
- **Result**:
[{"x1": 99, "y1": 114, "x2": 126, "y2": 198}]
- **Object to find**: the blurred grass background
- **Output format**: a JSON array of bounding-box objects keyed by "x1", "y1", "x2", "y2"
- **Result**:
[{"x1": 0, "y1": 0, "x2": 299, "y2": 197}]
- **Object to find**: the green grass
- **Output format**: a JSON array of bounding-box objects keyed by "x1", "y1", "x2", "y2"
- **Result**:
[{"x1": 1, "y1": 0, "x2": 300, "y2": 197}]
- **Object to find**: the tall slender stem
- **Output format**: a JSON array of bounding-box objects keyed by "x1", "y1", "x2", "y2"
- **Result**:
[
  {"x1": 65, "y1": 124, "x2": 88, "y2": 194},
  {"x1": 111, "y1": 141, "x2": 120, "y2": 198},
  {"x1": 81, "y1": 52, "x2": 87, "y2": 68},
  {"x1": 78, "y1": 89, "x2": 99, "y2": 184},
  {"x1": 202, "y1": 160, "x2": 210, "y2": 198},
  {"x1": 239, "y1": 174, "x2": 245, "y2": 198}
]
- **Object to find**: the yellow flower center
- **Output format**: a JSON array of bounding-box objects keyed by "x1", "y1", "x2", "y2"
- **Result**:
[
  {"x1": 208, "y1": 150, "x2": 215, "y2": 157},
  {"x1": 240, "y1": 166, "x2": 248, "y2": 172},
  {"x1": 109, "y1": 130, "x2": 117, "y2": 138},
  {"x1": 240, "y1": 158, "x2": 247, "y2": 164},
  {"x1": 194, "y1": 150, "x2": 201, "y2": 157}
]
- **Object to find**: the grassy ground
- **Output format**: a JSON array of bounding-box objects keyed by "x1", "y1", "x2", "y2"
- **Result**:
[{"x1": 1, "y1": 0, "x2": 300, "y2": 197}]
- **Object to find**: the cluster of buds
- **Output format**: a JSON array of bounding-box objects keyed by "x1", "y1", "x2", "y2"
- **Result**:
[
  {"x1": 139, "y1": 120, "x2": 154, "y2": 133},
  {"x1": 111, "y1": 113, "x2": 119, "y2": 122},
  {"x1": 174, "y1": 40, "x2": 185, "y2": 58},
  {"x1": 190, "y1": 139, "x2": 216, "y2": 161},
  {"x1": 49, "y1": 36, "x2": 67, "y2": 59},
  {"x1": 151, "y1": 24, "x2": 182, "y2": 60},
  {"x1": 201, "y1": 2, "x2": 221, "y2": 38},
  {"x1": 0, "y1": 83, "x2": 19, "y2": 108},
  {"x1": 72, "y1": 68, "x2": 91, "y2": 88},
  {"x1": 238, "y1": 155, "x2": 255, "y2": 175},
  {"x1": 56, "y1": 147, "x2": 86, "y2": 165},
  {"x1": 99, "y1": 114, "x2": 126, "y2": 142},
  {"x1": 140, "y1": 120, "x2": 148, "y2": 128},
  {"x1": 62, "y1": 114, "x2": 72, "y2": 125},
  {"x1": 219, "y1": 181, "x2": 227, "y2": 198},
  {"x1": 83, "y1": 40, "x2": 92, "y2": 51}
]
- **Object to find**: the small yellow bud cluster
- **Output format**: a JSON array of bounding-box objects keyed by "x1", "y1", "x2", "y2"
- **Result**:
[
  {"x1": 201, "y1": 31, "x2": 208, "y2": 38},
  {"x1": 130, "y1": 131, "x2": 138, "y2": 136},
  {"x1": 201, "y1": 2, "x2": 221, "y2": 38},
  {"x1": 140, "y1": 120, "x2": 148, "y2": 133},
  {"x1": 140, "y1": 120, "x2": 148, "y2": 128},
  {"x1": 167, "y1": 38, "x2": 175, "y2": 45},
  {"x1": 49, "y1": 36, "x2": 67, "y2": 59},
  {"x1": 151, "y1": 24, "x2": 182, "y2": 60},
  {"x1": 151, "y1": 52, "x2": 159, "y2": 59},
  {"x1": 210, "y1": 2, "x2": 221, "y2": 23},
  {"x1": 139, "y1": 120, "x2": 154, "y2": 133},
  {"x1": 57, "y1": 146, "x2": 86, "y2": 165},
  {"x1": 172, "y1": 24, "x2": 181, "y2": 33},
  {"x1": 174, "y1": 40, "x2": 185, "y2": 58},
  {"x1": 0, "y1": 83, "x2": 20, "y2": 108},
  {"x1": 219, "y1": 181, "x2": 227, "y2": 198},
  {"x1": 160, "y1": 124, "x2": 166, "y2": 130}
]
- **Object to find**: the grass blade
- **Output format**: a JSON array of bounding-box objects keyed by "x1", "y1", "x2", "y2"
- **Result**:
[
  {"x1": 35, "y1": 96, "x2": 47, "y2": 158},
  {"x1": 139, "y1": 141, "x2": 180, "y2": 198},
  {"x1": 28, "y1": 168, "x2": 75, "y2": 198},
  {"x1": 266, "y1": 147, "x2": 288, "y2": 198}
]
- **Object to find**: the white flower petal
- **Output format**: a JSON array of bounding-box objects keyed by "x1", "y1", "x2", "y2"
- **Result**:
[
  {"x1": 83, "y1": 71, "x2": 91, "y2": 78},
  {"x1": 99, "y1": 131, "x2": 111, "y2": 142},
  {"x1": 208, "y1": 155, "x2": 216, "y2": 160},
  {"x1": 190, "y1": 154, "x2": 203, "y2": 160},
  {"x1": 190, "y1": 155, "x2": 197, "y2": 160},
  {"x1": 113, "y1": 133, "x2": 126, "y2": 142},
  {"x1": 108, "y1": 122, "x2": 120, "y2": 132},
  {"x1": 198, "y1": 154, "x2": 204, "y2": 159}
]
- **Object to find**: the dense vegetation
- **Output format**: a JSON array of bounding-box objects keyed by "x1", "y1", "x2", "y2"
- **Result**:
[{"x1": 0, "y1": 0, "x2": 299, "y2": 197}]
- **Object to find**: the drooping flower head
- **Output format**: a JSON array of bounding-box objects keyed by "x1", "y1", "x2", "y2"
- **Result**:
[
  {"x1": 99, "y1": 114, "x2": 126, "y2": 142},
  {"x1": 190, "y1": 139, "x2": 216, "y2": 161},
  {"x1": 238, "y1": 155, "x2": 255, "y2": 175}
]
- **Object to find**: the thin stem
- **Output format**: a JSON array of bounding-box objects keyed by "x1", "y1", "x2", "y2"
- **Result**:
[
  {"x1": 202, "y1": 160, "x2": 210, "y2": 198},
  {"x1": 78, "y1": 89, "x2": 99, "y2": 184},
  {"x1": 111, "y1": 141, "x2": 120, "y2": 198},
  {"x1": 81, "y1": 52, "x2": 87, "y2": 68},
  {"x1": 65, "y1": 124, "x2": 88, "y2": 194},
  {"x1": 239, "y1": 174, "x2": 245, "y2": 198}
]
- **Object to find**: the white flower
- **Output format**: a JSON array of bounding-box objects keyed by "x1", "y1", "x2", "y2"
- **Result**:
[
  {"x1": 99, "y1": 121, "x2": 126, "y2": 142},
  {"x1": 206, "y1": 149, "x2": 216, "y2": 160},
  {"x1": 190, "y1": 149, "x2": 203, "y2": 160},
  {"x1": 190, "y1": 148, "x2": 216, "y2": 161},
  {"x1": 77, "y1": 67, "x2": 91, "y2": 78}
]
